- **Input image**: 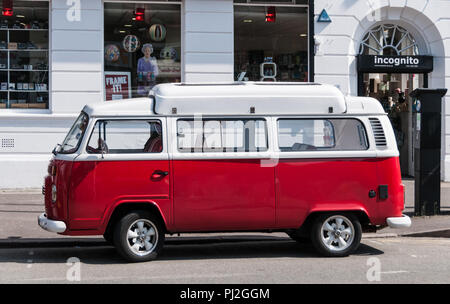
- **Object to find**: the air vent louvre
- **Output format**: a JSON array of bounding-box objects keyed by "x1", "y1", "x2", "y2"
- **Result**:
[
  {"x1": 1, "y1": 138, "x2": 14, "y2": 148},
  {"x1": 369, "y1": 118, "x2": 387, "y2": 147}
]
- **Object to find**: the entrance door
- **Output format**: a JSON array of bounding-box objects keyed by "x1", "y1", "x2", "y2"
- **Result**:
[{"x1": 361, "y1": 72, "x2": 424, "y2": 177}]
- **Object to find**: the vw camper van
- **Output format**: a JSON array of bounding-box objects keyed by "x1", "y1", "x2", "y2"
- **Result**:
[{"x1": 38, "y1": 82, "x2": 411, "y2": 262}]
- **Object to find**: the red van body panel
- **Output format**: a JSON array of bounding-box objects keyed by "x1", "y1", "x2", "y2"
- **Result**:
[
  {"x1": 44, "y1": 159, "x2": 72, "y2": 223},
  {"x1": 43, "y1": 155, "x2": 404, "y2": 235},
  {"x1": 275, "y1": 158, "x2": 379, "y2": 228},
  {"x1": 172, "y1": 159, "x2": 276, "y2": 232},
  {"x1": 65, "y1": 159, "x2": 171, "y2": 234},
  {"x1": 374, "y1": 156, "x2": 404, "y2": 224}
]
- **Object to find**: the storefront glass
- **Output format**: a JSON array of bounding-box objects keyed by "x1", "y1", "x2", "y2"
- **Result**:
[
  {"x1": 104, "y1": 2, "x2": 181, "y2": 100},
  {"x1": 234, "y1": 4, "x2": 309, "y2": 82},
  {"x1": 0, "y1": 0, "x2": 49, "y2": 109}
]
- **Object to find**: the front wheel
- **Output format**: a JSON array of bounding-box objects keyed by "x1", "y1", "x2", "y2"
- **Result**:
[
  {"x1": 310, "y1": 213, "x2": 362, "y2": 257},
  {"x1": 113, "y1": 210, "x2": 165, "y2": 262}
]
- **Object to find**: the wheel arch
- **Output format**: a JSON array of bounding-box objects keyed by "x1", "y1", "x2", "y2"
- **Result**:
[
  {"x1": 102, "y1": 201, "x2": 168, "y2": 238},
  {"x1": 298, "y1": 208, "x2": 371, "y2": 236}
]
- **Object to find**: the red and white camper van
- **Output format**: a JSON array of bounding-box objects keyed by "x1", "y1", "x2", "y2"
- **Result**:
[{"x1": 38, "y1": 82, "x2": 410, "y2": 262}]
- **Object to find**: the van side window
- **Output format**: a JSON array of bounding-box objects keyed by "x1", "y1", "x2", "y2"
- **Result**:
[
  {"x1": 86, "y1": 120, "x2": 163, "y2": 154},
  {"x1": 177, "y1": 119, "x2": 268, "y2": 153},
  {"x1": 278, "y1": 119, "x2": 368, "y2": 151}
]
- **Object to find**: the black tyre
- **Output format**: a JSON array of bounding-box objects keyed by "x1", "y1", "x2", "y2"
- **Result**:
[
  {"x1": 310, "y1": 213, "x2": 362, "y2": 257},
  {"x1": 113, "y1": 210, "x2": 165, "y2": 262}
]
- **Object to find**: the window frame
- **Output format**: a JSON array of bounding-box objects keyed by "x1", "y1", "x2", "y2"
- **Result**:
[
  {"x1": 103, "y1": 1, "x2": 183, "y2": 99},
  {"x1": 0, "y1": 0, "x2": 50, "y2": 112},
  {"x1": 84, "y1": 118, "x2": 164, "y2": 155},
  {"x1": 175, "y1": 117, "x2": 270, "y2": 154},
  {"x1": 276, "y1": 117, "x2": 371, "y2": 152}
]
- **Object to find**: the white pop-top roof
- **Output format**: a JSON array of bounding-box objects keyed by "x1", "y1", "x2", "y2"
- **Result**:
[
  {"x1": 152, "y1": 82, "x2": 347, "y2": 115},
  {"x1": 83, "y1": 82, "x2": 385, "y2": 117}
]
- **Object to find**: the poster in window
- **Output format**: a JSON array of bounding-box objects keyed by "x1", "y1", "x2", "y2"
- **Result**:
[{"x1": 104, "y1": 71, "x2": 132, "y2": 101}]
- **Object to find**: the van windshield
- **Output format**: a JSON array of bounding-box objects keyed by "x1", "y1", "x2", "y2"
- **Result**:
[{"x1": 59, "y1": 113, "x2": 89, "y2": 154}]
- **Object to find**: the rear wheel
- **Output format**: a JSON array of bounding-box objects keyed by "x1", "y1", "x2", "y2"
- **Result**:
[
  {"x1": 113, "y1": 210, "x2": 165, "y2": 262},
  {"x1": 310, "y1": 213, "x2": 361, "y2": 257}
]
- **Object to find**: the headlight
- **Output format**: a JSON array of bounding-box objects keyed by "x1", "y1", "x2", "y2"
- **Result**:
[{"x1": 51, "y1": 184, "x2": 57, "y2": 203}]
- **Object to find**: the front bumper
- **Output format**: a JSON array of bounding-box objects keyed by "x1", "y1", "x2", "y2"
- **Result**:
[
  {"x1": 386, "y1": 214, "x2": 412, "y2": 228},
  {"x1": 38, "y1": 213, "x2": 67, "y2": 233}
]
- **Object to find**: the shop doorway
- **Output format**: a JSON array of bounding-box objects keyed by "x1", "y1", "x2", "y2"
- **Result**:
[
  {"x1": 357, "y1": 24, "x2": 434, "y2": 177},
  {"x1": 361, "y1": 73, "x2": 426, "y2": 177}
]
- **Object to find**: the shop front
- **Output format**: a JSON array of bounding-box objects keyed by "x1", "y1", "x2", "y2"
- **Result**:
[
  {"x1": 234, "y1": 0, "x2": 311, "y2": 82},
  {"x1": 357, "y1": 24, "x2": 434, "y2": 177}
]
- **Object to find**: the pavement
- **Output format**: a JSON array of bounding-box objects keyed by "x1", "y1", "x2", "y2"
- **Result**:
[{"x1": 0, "y1": 179, "x2": 449, "y2": 247}]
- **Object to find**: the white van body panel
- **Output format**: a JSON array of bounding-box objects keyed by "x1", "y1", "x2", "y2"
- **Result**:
[{"x1": 78, "y1": 83, "x2": 398, "y2": 158}]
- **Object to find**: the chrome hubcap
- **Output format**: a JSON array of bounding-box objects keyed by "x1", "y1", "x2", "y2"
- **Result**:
[
  {"x1": 320, "y1": 215, "x2": 354, "y2": 252},
  {"x1": 127, "y1": 219, "x2": 158, "y2": 256}
]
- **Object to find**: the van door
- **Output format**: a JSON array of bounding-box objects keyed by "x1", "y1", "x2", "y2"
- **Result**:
[
  {"x1": 68, "y1": 118, "x2": 171, "y2": 231},
  {"x1": 171, "y1": 117, "x2": 276, "y2": 231}
]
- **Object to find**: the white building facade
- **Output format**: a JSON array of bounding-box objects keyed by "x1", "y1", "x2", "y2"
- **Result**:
[{"x1": 0, "y1": 0, "x2": 448, "y2": 188}]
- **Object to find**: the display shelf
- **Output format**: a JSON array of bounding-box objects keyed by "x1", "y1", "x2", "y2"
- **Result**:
[
  {"x1": 0, "y1": 24, "x2": 49, "y2": 109},
  {"x1": 0, "y1": 90, "x2": 48, "y2": 93},
  {"x1": 0, "y1": 49, "x2": 48, "y2": 52},
  {"x1": 6, "y1": 69, "x2": 47, "y2": 72},
  {"x1": 0, "y1": 28, "x2": 48, "y2": 32}
]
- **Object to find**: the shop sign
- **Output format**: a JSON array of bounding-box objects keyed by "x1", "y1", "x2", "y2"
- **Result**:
[
  {"x1": 104, "y1": 71, "x2": 132, "y2": 101},
  {"x1": 357, "y1": 55, "x2": 433, "y2": 73}
]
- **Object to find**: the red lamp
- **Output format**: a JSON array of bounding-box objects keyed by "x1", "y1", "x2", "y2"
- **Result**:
[
  {"x1": 2, "y1": 0, "x2": 13, "y2": 17},
  {"x1": 265, "y1": 6, "x2": 276, "y2": 23},
  {"x1": 134, "y1": 8, "x2": 145, "y2": 22}
]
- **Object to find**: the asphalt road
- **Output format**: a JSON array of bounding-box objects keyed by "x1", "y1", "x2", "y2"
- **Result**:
[
  {"x1": 1, "y1": 189, "x2": 450, "y2": 284},
  {"x1": 0, "y1": 236, "x2": 449, "y2": 284}
]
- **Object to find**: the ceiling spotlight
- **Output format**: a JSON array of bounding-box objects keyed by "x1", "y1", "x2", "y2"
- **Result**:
[
  {"x1": 265, "y1": 6, "x2": 276, "y2": 23},
  {"x1": 134, "y1": 8, "x2": 145, "y2": 22},
  {"x1": 2, "y1": 0, "x2": 13, "y2": 17}
]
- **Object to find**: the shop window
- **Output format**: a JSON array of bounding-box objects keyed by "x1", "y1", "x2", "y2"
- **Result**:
[
  {"x1": 234, "y1": 4, "x2": 309, "y2": 82},
  {"x1": 104, "y1": 3, "x2": 181, "y2": 101},
  {"x1": 0, "y1": 1, "x2": 49, "y2": 109}
]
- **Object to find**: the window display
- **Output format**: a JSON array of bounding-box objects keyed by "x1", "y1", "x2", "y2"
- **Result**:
[
  {"x1": 104, "y1": 3, "x2": 181, "y2": 100},
  {"x1": 234, "y1": 5, "x2": 309, "y2": 82},
  {"x1": 0, "y1": 0, "x2": 49, "y2": 109}
]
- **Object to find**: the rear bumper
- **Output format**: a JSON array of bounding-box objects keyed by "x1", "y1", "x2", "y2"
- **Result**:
[
  {"x1": 386, "y1": 214, "x2": 411, "y2": 228},
  {"x1": 38, "y1": 213, "x2": 67, "y2": 233}
]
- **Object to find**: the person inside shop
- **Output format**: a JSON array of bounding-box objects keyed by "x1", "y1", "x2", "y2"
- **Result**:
[
  {"x1": 137, "y1": 43, "x2": 159, "y2": 96},
  {"x1": 395, "y1": 88, "x2": 407, "y2": 112}
]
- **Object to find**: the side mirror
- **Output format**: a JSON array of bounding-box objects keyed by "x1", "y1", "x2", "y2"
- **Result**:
[{"x1": 52, "y1": 144, "x2": 62, "y2": 155}]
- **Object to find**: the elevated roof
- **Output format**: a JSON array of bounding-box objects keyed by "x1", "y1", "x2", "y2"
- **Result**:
[
  {"x1": 83, "y1": 97, "x2": 152, "y2": 117},
  {"x1": 83, "y1": 82, "x2": 386, "y2": 117},
  {"x1": 151, "y1": 82, "x2": 348, "y2": 115}
]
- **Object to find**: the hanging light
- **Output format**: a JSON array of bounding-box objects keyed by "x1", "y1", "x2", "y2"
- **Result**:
[
  {"x1": 265, "y1": 6, "x2": 276, "y2": 23},
  {"x1": 134, "y1": 8, "x2": 145, "y2": 22},
  {"x1": 2, "y1": 0, "x2": 13, "y2": 17}
]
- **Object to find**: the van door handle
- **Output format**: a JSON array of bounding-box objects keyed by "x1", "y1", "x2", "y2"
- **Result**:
[{"x1": 151, "y1": 170, "x2": 169, "y2": 179}]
